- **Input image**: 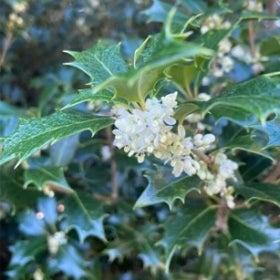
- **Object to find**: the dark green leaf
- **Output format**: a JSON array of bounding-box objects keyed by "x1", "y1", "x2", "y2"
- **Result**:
[
  {"x1": 235, "y1": 183, "x2": 280, "y2": 208},
  {"x1": 0, "y1": 111, "x2": 114, "y2": 166},
  {"x1": 134, "y1": 175, "x2": 202, "y2": 210},
  {"x1": 0, "y1": 165, "x2": 40, "y2": 212},
  {"x1": 158, "y1": 203, "x2": 216, "y2": 272},
  {"x1": 188, "y1": 76, "x2": 280, "y2": 124},
  {"x1": 229, "y1": 208, "x2": 280, "y2": 257},
  {"x1": 24, "y1": 167, "x2": 74, "y2": 194},
  {"x1": 62, "y1": 192, "x2": 107, "y2": 242}
]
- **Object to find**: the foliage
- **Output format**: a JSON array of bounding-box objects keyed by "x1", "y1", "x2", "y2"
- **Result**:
[{"x1": 1, "y1": 0, "x2": 280, "y2": 279}]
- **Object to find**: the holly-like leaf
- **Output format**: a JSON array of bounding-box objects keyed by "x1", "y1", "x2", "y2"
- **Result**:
[
  {"x1": 24, "y1": 167, "x2": 74, "y2": 194},
  {"x1": 64, "y1": 41, "x2": 128, "y2": 86},
  {"x1": 0, "y1": 165, "x2": 40, "y2": 212},
  {"x1": 8, "y1": 237, "x2": 46, "y2": 267},
  {"x1": 50, "y1": 244, "x2": 91, "y2": 279},
  {"x1": 203, "y1": 76, "x2": 280, "y2": 123},
  {"x1": 235, "y1": 183, "x2": 280, "y2": 208},
  {"x1": 177, "y1": 76, "x2": 280, "y2": 125},
  {"x1": 62, "y1": 192, "x2": 107, "y2": 242},
  {"x1": 229, "y1": 208, "x2": 280, "y2": 257},
  {"x1": 134, "y1": 175, "x2": 202, "y2": 210},
  {"x1": 223, "y1": 135, "x2": 273, "y2": 160},
  {"x1": 0, "y1": 111, "x2": 114, "y2": 166},
  {"x1": 63, "y1": 88, "x2": 114, "y2": 109},
  {"x1": 158, "y1": 202, "x2": 216, "y2": 272}
]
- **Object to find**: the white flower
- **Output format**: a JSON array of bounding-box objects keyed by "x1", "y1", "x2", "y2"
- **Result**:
[{"x1": 47, "y1": 231, "x2": 67, "y2": 255}]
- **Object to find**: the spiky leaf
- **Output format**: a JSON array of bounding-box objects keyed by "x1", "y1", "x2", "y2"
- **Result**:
[
  {"x1": 62, "y1": 192, "x2": 107, "y2": 242},
  {"x1": 158, "y1": 202, "x2": 216, "y2": 272},
  {"x1": 229, "y1": 208, "x2": 280, "y2": 257},
  {"x1": 134, "y1": 175, "x2": 202, "y2": 210},
  {"x1": 0, "y1": 111, "x2": 114, "y2": 166},
  {"x1": 24, "y1": 166, "x2": 74, "y2": 194}
]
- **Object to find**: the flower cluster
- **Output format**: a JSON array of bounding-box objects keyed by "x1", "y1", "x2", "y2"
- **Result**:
[
  {"x1": 200, "y1": 14, "x2": 231, "y2": 34},
  {"x1": 112, "y1": 93, "x2": 238, "y2": 208}
]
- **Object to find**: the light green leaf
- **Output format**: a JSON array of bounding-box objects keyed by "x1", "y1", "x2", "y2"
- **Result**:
[
  {"x1": 62, "y1": 192, "x2": 107, "y2": 242},
  {"x1": 64, "y1": 41, "x2": 128, "y2": 86},
  {"x1": 229, "y1": 208, "x2": 280, "y2": 257},
  {"x1": 134, "y1": 175, "x2": 202, "y2": 210},
  {"x1": 235, "y1": 183, "x2": 280, "y2": 208},
  {"x1": 24, "y1": 166, "x2": 74, "y2": 194},
  {"x1": 158, "y1": 203, "x2": 216, "y2": 272},
  {"x1": 63, "y1": 88, "x2": 114, "y2": 109},
  {"x1": 0, "y1": 111, "x2": 114, "y2": 166}
]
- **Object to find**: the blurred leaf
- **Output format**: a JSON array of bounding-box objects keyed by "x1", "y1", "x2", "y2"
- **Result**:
[
  {"x1": 62, "y1": 192, "x2": 107, "y2": 242},
  {"x1": 50, "y1": 244, "x2": 91, "y2": 279},
  {"x1": 250, "y1": 118, "x2": 280, "y2": 148},
  {"x1": 0, "y1": 111, "x2": 114, "y2": 166},
  {"x1": 18, "y1": 209, "x2": 46, "y2": 236},
  {"x1": 50, "y1": 134, "x2": 80, "y2": 166},
  {"x1": 0, "y1": 101, "x2": 23, "y2": 117},
  {"x1": 158, "y1": 203, "x2": 216, "y2": 272},
  {"x1": 0, "y1": 166, "x2": 40, "y2": 212},
  {"x1": 134, "y1": 175, "x2": 201, "y2": 210},
  {"x1": 142, "y1": 0, "x2": 186, "y2": 24},
  {"x1": 179, "y1": 0, "x2": 206, "y2": 13},
  {"x1": 261, "y1": 36, "x2": 280, "y2": 56},
  {"x1": 235, "y1": 183, "x2": 280, "y2": 208},
  {"x1": 229, "y1": 208, "x2": 280, "y2": 257},
  {"x1": 8, "y1": 237, "x2": 46, "y2": 267},
  {"x1": 24, "y1": 166, "x2": 73, "y2": 194}
]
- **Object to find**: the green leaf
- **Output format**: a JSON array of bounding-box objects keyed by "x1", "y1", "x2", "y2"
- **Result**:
[
  {"x1": 0, "y1": 111, "x2": 114, "y2": 166},
  {"x1": 235, "y1": 183, "x2": 280, "y2": 208},
  {"x1": 8, "y1": 237, "x2": 46, "y2": 267},
  {"x1": 51, "y1": 244, "x2": 91, "y2": 279},
  {"x1": 180, "y1": 76, "x2": 280, "y2": 124},
  {"x1": 223, "y1": 135, "x2": 273, "y2": 160},
  {"x1": 63, "y1": 88, "x2": 114, "y2": 109},
  {"x1": 261, "y1": 36, "x2": 280, "y2": 56},
  {"x1": 158, "y1": 203, "x2": 216, "y2": 272},
  {"x1": 134, "y1": 175, "x2": 201, "y2": 210},
  {"x1": 62, "y1": 192, "x2": 107, "y2": 242},
  {"x1": 64, "y1": 41, "x2": 128, "y2": 86},
  {"x1": 250, "y1": 118, "x2": 280, "y2": 148},
  {"x1": 0, "y1": 165, "x2": 40, "y2": 212},
  {"x1": 0, "y1": 101, "x2": 23, "y2": 117},
  {"x1": 229, "y1": 208, "x2": 280, "y2": 257},
  {"x1": 24, "y1": 166, "x2": 74, "y2": 194}
]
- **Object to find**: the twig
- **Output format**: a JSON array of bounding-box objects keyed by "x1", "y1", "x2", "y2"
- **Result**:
[
  {"x1": 94, "y1": 127, "x2": 119, "y2": 204},
  {"x1": 192, "y1": 149, "x2": 213, "y2": 165},
  {"x1": 248, "y1": 21, "x2": 256, "y2": 58},
  {"x1": 263, "y1": 159, "x2": 280, "y2": 183},
  {"x1": 0, "y1": 32, "x2": 13, "y2": 69}
]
